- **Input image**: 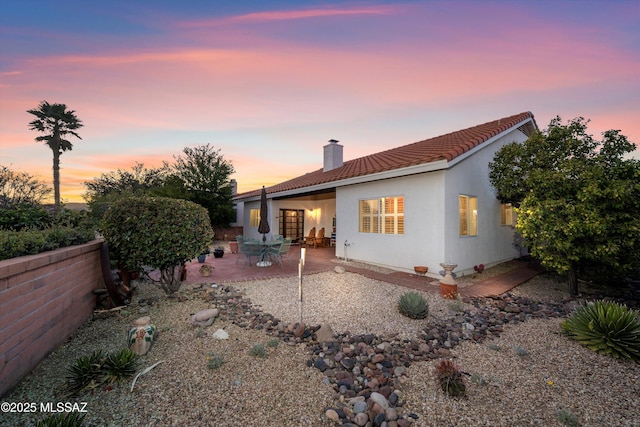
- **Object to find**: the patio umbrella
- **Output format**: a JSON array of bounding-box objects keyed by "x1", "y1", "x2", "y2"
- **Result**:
[{"x1": 257, "y1": 186, "x2": 270, "y2": 242}]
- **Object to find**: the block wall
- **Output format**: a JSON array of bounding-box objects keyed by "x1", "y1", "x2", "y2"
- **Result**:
[{"x1": 0, "y1": 240, "x2": 104, "y2": 397}]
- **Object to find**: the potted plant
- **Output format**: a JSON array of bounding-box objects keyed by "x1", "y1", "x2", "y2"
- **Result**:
[
  {"x1": 197, "y1": 252, "x2": 208, "y2": 263},
  {"x1": 229, "y1": 238, "x2": 239, "y2": 254},
  {"x1": 213, "y1": 246, "x2": 225, "y2": 258}
]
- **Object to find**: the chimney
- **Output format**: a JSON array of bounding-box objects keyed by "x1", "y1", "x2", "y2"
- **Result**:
[
  {"x1": 323, "y1": 139, "x2": 343, "y2": 172},
  {"x1": 230, "y1": 179, "x2": 237, "y2": 195}
]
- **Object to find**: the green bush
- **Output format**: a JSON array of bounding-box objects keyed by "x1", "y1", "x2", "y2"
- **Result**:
[
  {"x1": 0, "y1": 204, "x2": 49, "y2": 230},
  {"x1": 561, "y1": 300, "x2": 640, "y2": 362},
  {"x1": 0, "y1": 205, "x2": 97, "y2": 260},
  {"x1": 0, "y1": 225, "x2": 96, "y2": 260},
  {"x1": 101, "y1": 196, "x2": 214, "y2": 294},
  {"x1": 398, "y1": 291, "x2": 430, "y2": 319},
  {"x1": 0, "y1": 229, "x2": 46, "y2": 259}
]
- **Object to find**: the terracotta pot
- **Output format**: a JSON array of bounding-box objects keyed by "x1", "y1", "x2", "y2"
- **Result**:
[
  {"x1": 229, "y1": 241, "x2": 238, "y2": 254},
  {"x1": 414, "y1": 266, "x2": 428, "y2": 275},
  {"x1": 439, "y1": 283, "x2": 458, "y2": 299}
]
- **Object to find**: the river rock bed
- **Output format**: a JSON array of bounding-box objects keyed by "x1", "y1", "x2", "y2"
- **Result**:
[{"x1": 200, "y1": 282, "x2": 578, "y2": 426}]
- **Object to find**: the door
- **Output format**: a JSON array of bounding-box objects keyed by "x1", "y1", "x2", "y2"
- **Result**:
[{"x1": 279, "y1": 209, "x2": 304, "y2": 242}]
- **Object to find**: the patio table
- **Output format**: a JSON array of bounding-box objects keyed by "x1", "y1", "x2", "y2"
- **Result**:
[{"x1": 244, "y1": 240, "x2": 282, "y2": 267}]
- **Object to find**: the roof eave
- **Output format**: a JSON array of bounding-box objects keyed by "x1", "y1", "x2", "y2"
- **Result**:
[
  {"x1": 237, "y1": 159, "x2": 449, "y2": 202},
  {"x1": 447, "y1": 116, "x2": 537, "y2": 168}
]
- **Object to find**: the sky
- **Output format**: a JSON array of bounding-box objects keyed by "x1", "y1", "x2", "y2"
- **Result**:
[{"x1": 1, "y1": 0, "x2": 639, "y2": 203}]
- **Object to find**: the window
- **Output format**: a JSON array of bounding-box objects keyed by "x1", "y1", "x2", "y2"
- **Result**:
[
  {"x1": 500, "y1": 203, "x2": 515, "y2": 226},
  {"x1": 459, "y1": 195, "x2": 478, "y2": 236},
  {"x1": 249, "y1": 209, "x2": 260, "y2": 227},
  {"x1": 359, "y1": 196, "x2": 404, "y2": 234}
]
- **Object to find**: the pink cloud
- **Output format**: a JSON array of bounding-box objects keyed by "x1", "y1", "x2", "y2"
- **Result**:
[{"x1": 178, "y1": 5, "x2": 397, "y2": 28}]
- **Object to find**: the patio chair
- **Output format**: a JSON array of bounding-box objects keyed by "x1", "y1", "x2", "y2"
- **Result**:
[
  {"x1": 265, "y1": 239, "x2": 283, "y2": 268},
  {"x1": 303, "y1": 227, "x2": 316, "y2": 248},
  {"x1": 236, "y1": 236, "x2": 261, "y2": 268},
  {"x1": 313, "y1": 227, "x2": 325, "y2": 248},
  {"x1": 267, "y1": 238, "x2": 293, "y2": 268}
]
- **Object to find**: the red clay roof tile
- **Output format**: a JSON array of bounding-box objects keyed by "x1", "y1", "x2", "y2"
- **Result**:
[{"x1": 238, "y1": 111, "x2": 535, "y2": 199}]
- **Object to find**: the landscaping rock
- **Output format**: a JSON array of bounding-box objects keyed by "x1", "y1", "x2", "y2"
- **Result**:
[
  {"x1": 316, "y1": 323, "x2": 335, "y2": 343},
  {"x1": 190, "y1": 308, "x2": 219, "y2": 327},
  {"x1": 211, "y1": 328, "x2": 229, "y2": 340}
]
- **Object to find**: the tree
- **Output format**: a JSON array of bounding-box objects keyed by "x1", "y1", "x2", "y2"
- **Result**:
[
  {"x1": 172, "y1": 144, "x2": 236, "y2": 227},
  {"x1": 83, "y1": 162, "x2": 172, "y2": 219},
  {"x1": 27, "y1": 101, "x2": 83, "y2": 208},
  {"x1": 489, "y1": 116, "x2": 640, "y2": 295},
  {"x1": 0, "y1": 165, "x2": 51, "y2": 208}
]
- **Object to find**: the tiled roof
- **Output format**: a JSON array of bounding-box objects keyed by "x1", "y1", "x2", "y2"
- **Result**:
[{"x1": 237, "y1": 111, "x2": 536, "y2": 199}]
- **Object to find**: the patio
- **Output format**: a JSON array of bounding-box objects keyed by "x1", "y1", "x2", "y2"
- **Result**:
[
  {"x1": 180, "y1": 242, "x2": 335, "y2": 284},
  {"x1": 174, "y1": 242, "x2": 542, "y2": 298}
]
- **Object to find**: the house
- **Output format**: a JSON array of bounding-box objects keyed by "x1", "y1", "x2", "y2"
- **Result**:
[{"x1": 234, "y1": 112, "x2": 538, "y2": 278}]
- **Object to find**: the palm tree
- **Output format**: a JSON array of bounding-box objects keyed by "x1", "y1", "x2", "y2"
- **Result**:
[{"x1": 27, "y1": 101, "x2": 83, "y2": 208}]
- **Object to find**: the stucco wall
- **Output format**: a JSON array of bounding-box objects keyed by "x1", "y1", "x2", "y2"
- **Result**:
[
  {"x1": 443, "y1": 129, "x2": 528, "y2": 274},
  {"x1": 242, "y1": 198, "x2": 336, "y2": 242},
  {"x1": 335, "y1": 171, "x2": 446, "y2": 277},
  {"x1": 0, "y1": 240, "x2": 104, "y2": 397}
]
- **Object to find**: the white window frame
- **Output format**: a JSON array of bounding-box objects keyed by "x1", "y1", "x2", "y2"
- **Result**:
[
  {"x1": 459, "y1": 195, "x2": 478, "y2": 236},
  {"x1": 359, "y1": 196, "x2": 404, "y2": 235},
  {"x1": 500, "y1": 203, "x2": 515, "y2": 226}
]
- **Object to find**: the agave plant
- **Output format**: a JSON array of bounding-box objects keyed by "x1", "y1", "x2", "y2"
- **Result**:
[
  {"x1": 101, "y1": 348, "x2": 138, "y2": 384},
  {"x1": 398, "y1": 291, "x2": 429, "y2": 319},
  {"x1": 561, "y1": 300, "x2": 640, "y2": 362},
  {"x1": 35, "y1": 412, "x2": 86, "y2": 427},
  {"x1": 65, "y1": 349, "x2": 139, "y2": 396},
  {"x1": 65, "y1": 350, "x2": 104, "y2": 396}
]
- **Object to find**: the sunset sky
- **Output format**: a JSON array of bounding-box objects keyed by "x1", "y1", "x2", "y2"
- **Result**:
[{"x1": 1, "y1": 1, "x2": 638, "y2": 203}]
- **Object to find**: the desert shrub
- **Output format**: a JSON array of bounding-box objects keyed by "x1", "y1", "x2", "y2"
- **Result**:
[
  {"x1": 434, "y1": 359, "x2": 466, "y2": 397},
  {"x1": 267, "y1": 338, "x2": 280, "y2": 348},
  {"x1": 101, "y1": 196, "x2": 214, "y2": 294},
  {"x1": 249, "y1": 344, "x2": 268, "y2": 358},
  {"x1": 561, "y1": 300, "x2": 640, "y2": 362},
  {"x1": 514, "y1": 346, "x2": 529, "y2": 357},
  {"x1": 398, "y1": 291, "x2": 429, "y2": 319},
  {"x1": 556, "y1": 408, "x2": 581, "y2": 426},
  {"x1": 206, "y1": 352, "x2": 225, "y2": 369}
]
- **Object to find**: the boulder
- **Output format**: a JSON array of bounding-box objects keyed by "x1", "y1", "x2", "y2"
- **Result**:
[{"x1": 191, "y1": 308, "x2": 219, "y2": 327}]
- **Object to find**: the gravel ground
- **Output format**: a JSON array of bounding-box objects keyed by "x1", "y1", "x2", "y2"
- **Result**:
[{"x1": 2, "y1": 266, "x2": 639, "y2": 427}]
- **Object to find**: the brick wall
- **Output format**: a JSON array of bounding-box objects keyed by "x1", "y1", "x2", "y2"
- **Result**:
[{"x1": 0, "y1": 240, "x2": 104, "y2": 397}]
